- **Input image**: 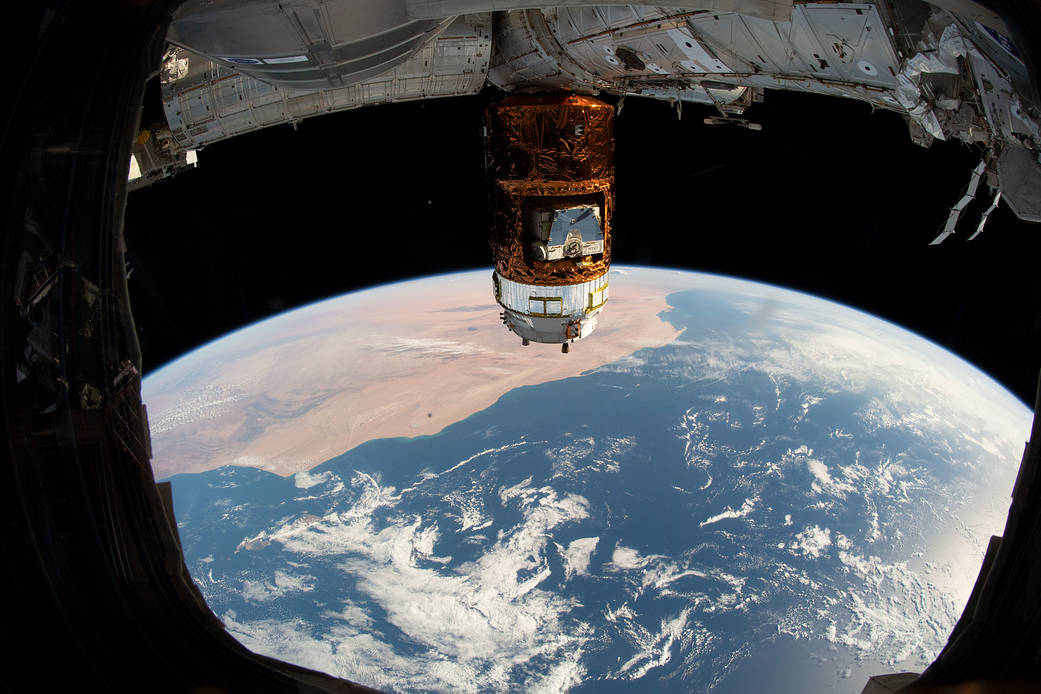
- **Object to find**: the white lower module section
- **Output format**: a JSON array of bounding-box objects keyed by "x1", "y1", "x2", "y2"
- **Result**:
[{"x1": 493, "y1": 272, "x2": 609, "y2": 345}]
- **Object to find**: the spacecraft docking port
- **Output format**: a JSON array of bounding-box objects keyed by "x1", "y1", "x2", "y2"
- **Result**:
[{"x1": 486, "y1": 93, "x2": 614, "y2": 349}]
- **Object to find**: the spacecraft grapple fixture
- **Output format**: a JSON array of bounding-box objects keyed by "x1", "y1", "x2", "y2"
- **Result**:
[{"x1": 486, "y1": 94, "x2": 613, "y2": 348}]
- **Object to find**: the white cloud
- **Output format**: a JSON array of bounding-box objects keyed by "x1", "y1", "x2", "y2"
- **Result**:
[
  {"x1": 556, "y1": 537, "x2": 599, "y2": 580},
  {"x1": 607, "y1": 544, "x2": 661, "y2": 571},
  {"x1": 604, "y1": 603, "x2": 637, "y2": 623},
  {"x1": 322, "y1": 600, "x2": 374, "y2": 629},
  {"x1": 388, "y1": 337, "x2": 492, "y2": 359},
  {"x1": 294, "y1": 470, "x2": 331, "y2": 489},
  {"x1": 242, "y1": 569, "x2": 316, "y2": 602},
  {"x1": 148, "y1": 383, "x2": 248, "y2": 435},
  {"x1": 609, "y1": 609, "x2": 693, "y2": 681},
  {"x1": 526, "y1": 654, "x2": 587, "y2": 694},
  {"x1": 805, "y1": 458, "x2": 855, "y2": 498},
  {"x1": 637, "y1": 561, "x2": 707, "y2": 593},
  {"x1": 443, "y1": 489, "x2": 492, "y2": 533},
  {"x1": 791, "y1": 525, "x2": 832, "y2": 558},
  {"x1": 229, "y1": 472, "x2": 593, "y2": 692},
  {"x1": 823, "y1": 550, "x2": 963, "y2": 666},
  {"x1": 222, "y1": 612, "x2": 483, "y2": 693},
  {"x1": 435, "y1": 442, "x2": 531, "y2": 480},
  {"x1": 699, "y1": 496, "x2": 757, "y2": 527},
  {"x1": 232, "y1": 455, "x2": 268, "y2": 469},
  {"x1": 620, "y1": 272, "x2": 1031, "y2": 472}
]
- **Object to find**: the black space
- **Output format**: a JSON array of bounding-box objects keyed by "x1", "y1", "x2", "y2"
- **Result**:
[{"x1": 124, "y1": 87, "x2": 1041, "y2": 406}]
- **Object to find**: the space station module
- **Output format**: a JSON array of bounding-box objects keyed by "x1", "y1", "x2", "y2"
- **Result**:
[{"x1": 485, "y1": 94, "x2": 613, "y2": 351}]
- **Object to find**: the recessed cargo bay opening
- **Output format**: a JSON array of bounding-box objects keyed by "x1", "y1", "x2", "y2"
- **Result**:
[{"x1": 522, "y1": 193, "x2": 606, "y2": 263}]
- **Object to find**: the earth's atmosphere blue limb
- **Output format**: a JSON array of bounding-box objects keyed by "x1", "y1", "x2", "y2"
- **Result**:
[{"x1": 162, "y1": 272, "x2": 1031, "y2": 694}]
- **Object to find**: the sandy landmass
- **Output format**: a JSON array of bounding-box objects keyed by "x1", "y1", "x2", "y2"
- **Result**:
[{"x1": 145, "y1": 270, "x2": 682, "y2": 479}]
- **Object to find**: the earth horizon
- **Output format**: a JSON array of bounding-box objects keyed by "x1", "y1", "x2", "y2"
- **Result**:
[{"x1": 146, "y1": 267, "x2": 1032, "y2": 693}]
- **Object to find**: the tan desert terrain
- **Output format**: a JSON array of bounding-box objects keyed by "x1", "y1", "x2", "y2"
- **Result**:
[{"x1": 143, "y1": 269, "x2": 683, "y2": 479}]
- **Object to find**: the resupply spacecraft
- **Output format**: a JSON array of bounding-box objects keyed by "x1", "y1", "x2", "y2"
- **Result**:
[{"x1": 486, "y1": 94, "x2": 613, "y2": 350}]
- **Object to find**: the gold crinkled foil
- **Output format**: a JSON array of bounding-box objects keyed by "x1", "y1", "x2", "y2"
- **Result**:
[
  {"x1": 485, "y1": 94, "x2": 613, "y2": 182},
  {"x1": 486, "y1": 94, "x2": 614, "y2": 286}
]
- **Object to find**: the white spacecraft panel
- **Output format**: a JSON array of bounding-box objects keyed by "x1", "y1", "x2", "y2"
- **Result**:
[
  {"x1": 690, "y1": 13, "x2": 789, "y2": 74},
  {"x1": 688, "y1": 3, "x2": 899, "y2": 88},
  {"x1": 488, "y1": 2, "x2": 901, "y2": 113},
  {"x1": 496, "y1": 273, "x2": 609, "y2": 319},
  {"x1": 787, "y1": 8, "x2": 845, "y2": 79},
  {"x1": 638, "y1": 85, "x2": 748, "y2": 107},
  {"x1": 162, "y1": 15, "x2": 491, "y2": 151},
  {"x1": 169, "y1": 0, "x2": 453, "y2": 90},
  {"x1": 800, "y1": 4, "x2": 900, "y2": 86},
  {"x1": 576, "y1": 4, "x2": 646, "y2": 32},
  {"x1": 556, "y1": 6, "x2": 704, "y2": 78},
  {"x1": 666, "y1": 29, "x2": 731, "y2": 73},
  {"x1": 969, "y1": 47, "x2": 1022, "y2": 142},
  {"x1": 488, "y1": 14, "x2": 584, "y2": 93},
  {"x1": 407, "y1": 0, "x2": 794, "y2": 22}
]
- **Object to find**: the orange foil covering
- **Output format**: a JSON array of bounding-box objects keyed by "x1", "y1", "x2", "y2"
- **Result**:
[{"x1": 486, "y1": 94, "x2": 614, "y2": 285}]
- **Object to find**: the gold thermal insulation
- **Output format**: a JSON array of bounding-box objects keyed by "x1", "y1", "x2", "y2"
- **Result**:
[
  {"x1": 486, "y1": 94, "x2": 614, "y2": 286},
  {"x1": 493, "y1": 180, "x2": 612, "y2": 285},
  {"x1": 484, "y1": 93, "x2": 614, "y2": 181}
]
